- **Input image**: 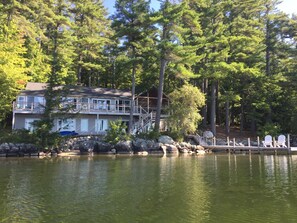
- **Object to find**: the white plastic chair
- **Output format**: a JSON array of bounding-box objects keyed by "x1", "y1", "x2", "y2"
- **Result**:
[
  {"x1": 263, "y1": 135, "x2": 273, "y2": 147},
  {"x1": 276, "y1": 135, "x2": 287, "y2": 148}
]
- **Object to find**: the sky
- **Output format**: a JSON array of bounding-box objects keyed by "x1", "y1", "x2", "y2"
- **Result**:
[{"x1": 103, "y1": 0, "x2": 297, "y2": 16}]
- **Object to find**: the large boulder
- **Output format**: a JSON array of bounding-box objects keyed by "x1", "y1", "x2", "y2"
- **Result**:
[
  {"x1": 158, "y1": 136, "x2": 175, "y2": 145},
  {"x1": 166, "y1": 144, "x2": 179, "y2": 153},
  {"x1": 133, "y1": 138, "x2": 156, "y2": 151},
  {"x1": 0, "y1": 143, "x2": 9, "y2": 154},
  {"x1": 133, "y1": 138, "x2": 147, "y2": 151},
  {"x1": 148, "y1": 142, "x2": 165, "y2": 154},
  {"x1": 93, "y1": 141, "x2": 113, "y2": 154},
  {"x1": 115, "y1": 141, "x2": 133, "y2": 154},
  {"x1": 203, "y1": 131, "x2": 214, "y2": 139},
  {"x1": 79, "y1": 140, "x2": 96, "y2": 153}
]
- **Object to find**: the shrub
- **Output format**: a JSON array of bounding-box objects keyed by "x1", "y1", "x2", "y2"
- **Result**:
[
  {"x1": 136, "y1": 130, "x2": 160, "y2": 140},
  {"x1": 104, "y1": 119, "x2": 130, "y2": 145},
  {"x1": 257, "y1": 123, "x2": 281, "y2": 137},
  {"x1": 0, "y1": 129, "x2": 36, "y2": 144}
]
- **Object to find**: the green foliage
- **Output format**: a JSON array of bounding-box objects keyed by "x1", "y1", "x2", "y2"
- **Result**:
[
  {"x1": 104, "y1": 119, "x2": 130, "y2": 145},
  {"x1": 167, "y1": 83, "x2": 205, "y2": 135},
  {"x1": 72, "y1": 0, "x2": 112, "y2": 85},
  {"x1": 0, "y1": 129, "x2": 36, "y2": 144},
  {"x1": 136, "y1": 130, "x2": 160, "y2": 140},
  {"x1": 32, "y1": 119, "x2": 62, "y2": 151},
  {"x1": 257, "y1": 123, "x2": 281, "y2": 138},
  {"x1": 0, "y1": 0, "x2": 297, "y2": 137},
  {"x1": 0, "y1": 26, "x2": 28, "y2": 123}
]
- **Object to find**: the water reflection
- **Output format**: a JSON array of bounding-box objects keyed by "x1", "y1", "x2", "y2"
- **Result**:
[
  {"x1": 207, "y1": 154, "x2": 297, "y2": 222},
  {"x1": 1, "y1": 155, "x2": 297, "y2": 222}
]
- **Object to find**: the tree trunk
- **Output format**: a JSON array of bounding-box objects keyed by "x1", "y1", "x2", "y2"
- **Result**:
[
  {"x1": 216, "y1": 81, "x2": 220, "y2": 125},
  {"x1": 77, "y1": 54, "x2": 83, "y2": 84},
  {"x1": 128, "y1": 51, "x2": 136, "y2": 134},
  {"x1": 225, "y1": 100, "x2": 230, "y2": 136},
  {"x1": 210, "y1": 81, "x2": 216, "y2": 136},
  {"x1": 230, "y1": 102, "x2": 235, "y2": 126},
  {"x1": 240, "y1": 102, "x2": 244, "y2": 134},
  {"x1": 201, "y1": 78, "x2": 208, "y2": 128},
  {"x1": 155, "y1": 58, "x2": 167, "y2": 132},
  {"x1": 251, "y1": 115, "x2": 256, "y2": 135}
]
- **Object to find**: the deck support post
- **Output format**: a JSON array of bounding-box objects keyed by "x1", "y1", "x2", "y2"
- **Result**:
[
  {"x1": 227, "y1": 137, "x2": 230, "y2": 146},
  {"x1": 273, "y1": 137, "x2": 276, "y2": 147},
  {"x1": 288, "y1": 134, "x2": 291, "y2": 154},
  {"x1": 288, "y1": 134, "x2": 290, "y2": 148}
]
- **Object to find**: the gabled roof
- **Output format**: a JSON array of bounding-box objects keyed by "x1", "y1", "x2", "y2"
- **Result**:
[
  {"x1": 137, "y1": 86, "x2": 169, "y2": 99},
  {"x1": 20, "y1": 82, "x2": 131, "y2": 98}
]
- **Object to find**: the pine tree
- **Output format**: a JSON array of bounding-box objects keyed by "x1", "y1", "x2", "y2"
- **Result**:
[
  {"x1": 71, "y1": 0, "x2": 112, "y2": 86},
  {"x1": 112, "y1": 0, "x2": 153, "y2": 133},
  {"x1": 154, "y1": 0, "x2": 202, "y2": 132}
]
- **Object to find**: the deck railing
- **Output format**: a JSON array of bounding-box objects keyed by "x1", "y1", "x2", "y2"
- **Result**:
[{"x1": 13, "y1": 102, "x2": 144, "y2": 115}]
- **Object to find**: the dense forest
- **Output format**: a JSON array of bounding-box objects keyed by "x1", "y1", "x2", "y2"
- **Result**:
[{"x1": 0, "y1": 0, "x2": 297, "y2": 136}]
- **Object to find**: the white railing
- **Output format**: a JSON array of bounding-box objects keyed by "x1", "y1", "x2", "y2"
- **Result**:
[
  {"x1": 13, "y1": 102, "x2": 143, "y2": 115},
  {"x1": 132, "y1": 112, "x2": 154, "y2": 134}
]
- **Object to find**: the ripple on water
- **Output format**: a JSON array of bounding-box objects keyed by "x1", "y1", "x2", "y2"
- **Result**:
[{"x1": 0, "y1": 155, "x2": 297, "y2": 222}]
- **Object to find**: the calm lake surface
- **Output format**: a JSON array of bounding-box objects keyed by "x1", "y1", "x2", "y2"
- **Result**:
[{"x1": 0, "y1": 154, "x2": 297, "y2": 222}]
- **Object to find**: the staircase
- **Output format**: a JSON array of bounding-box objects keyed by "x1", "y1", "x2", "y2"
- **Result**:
[{"x1": 132, "y1": 107, "x2": 155, "y2": 134}]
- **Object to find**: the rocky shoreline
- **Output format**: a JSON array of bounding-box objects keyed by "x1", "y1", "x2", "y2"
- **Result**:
[{"x1": 0, "y1": 135, "x2": 207, "y2": 157}]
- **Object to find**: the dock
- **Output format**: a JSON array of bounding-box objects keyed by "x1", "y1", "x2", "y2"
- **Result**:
[
  {"x1": 201, "y1": 134, "x2": 294, "y2": 154},
  {"x1": 204, "y1": 145, "x2": 291, "y2": 154}
]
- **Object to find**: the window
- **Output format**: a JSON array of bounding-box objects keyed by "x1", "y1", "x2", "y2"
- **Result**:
[
  {"x1": 26, "y1": 96, "x2": 34, "y2": 109},
  {"x1": 81, "y1": 119, "x2": 88, "y2": 132},
  {"x1": 95, "y1": 119, "x2": 108, "y2": 132},
  {"x1": 25, "y1": 118, "x2": 40, "y2": 132},
  {"x1": 61, "y1": 97, "x2": 77, "y2": 110},
  {"x1": 81, "y1": 98, "x2": 89, "y2": 110},
  {"x1": 57, "y1": 118, "x2": 76, "y2": 131},
  {"x1": 17, "y1": 96, "x2": 25, "y2": 109},
  {"x1": 92, "y1": 99, "x2": 108, "y2": 110}
]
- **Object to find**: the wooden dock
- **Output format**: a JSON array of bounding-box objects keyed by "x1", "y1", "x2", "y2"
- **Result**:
[
  {"x1": 204, "y1": 145, "x2": 291, "y2": 154},
  {"x1": 202, "y1": 134, "x2": 293, "y2": 154}
]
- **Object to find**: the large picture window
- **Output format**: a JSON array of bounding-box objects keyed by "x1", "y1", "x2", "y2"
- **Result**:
[{"x1": 58, "y1": 118, "x2": 76, "y2": 131}]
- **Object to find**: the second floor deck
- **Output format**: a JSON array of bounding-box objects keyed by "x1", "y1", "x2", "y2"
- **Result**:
[{"x1": 13, "y1": 101, "x2": 147, "y2": 116}]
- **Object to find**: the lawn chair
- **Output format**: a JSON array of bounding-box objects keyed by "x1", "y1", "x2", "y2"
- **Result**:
[
  {"x1": 262, "y1": 135, "x2": 273, "y2": 147},
  {"x1": 276, "y1": 135, "x2": 287, "y2": 148}
]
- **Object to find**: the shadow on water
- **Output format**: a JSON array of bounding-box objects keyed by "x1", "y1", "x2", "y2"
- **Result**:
[{"x1": 0, "y1": 154, "x2": 297, "y2": 222}]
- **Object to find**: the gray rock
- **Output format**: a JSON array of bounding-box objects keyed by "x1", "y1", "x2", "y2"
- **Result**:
[
  {"x1": 115, "y1": 141, "x2": 132, "y2": 152},
  {"x1": 158, "y1": 136, "x2": 175, "y2": 145},
  {"x1": 166, "y1": 145, "x2": 179, "y2": 153},
  {"x1": 203, "y1": 131, "x2": 214, "y2": 139},
  {"x1": 216, "y1": 139, "x2": 227, "y2": 145},
  {"x1": 79, "y1": 140, "x2": 96, "y2": 153},
  {"x1": 93, "y1": 141, "x2": 113, "y2": 153},
  {"x1": 133, "y1": 139, "x2": 157, "y2": 151}
]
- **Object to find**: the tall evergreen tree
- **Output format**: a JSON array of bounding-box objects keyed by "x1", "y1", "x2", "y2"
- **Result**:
[
  {"x1": 154, "y1": 0, "x2": 202, "y2": 132},
  {"x1": 71, "y1": 0, "x2": 112, "y2": 86},
  {"x1": 112, "y1": 0, "x2": 152, "y2": 133},
  {"x1": 194, "y1": 0, "x2": 229, "y2": 136}
]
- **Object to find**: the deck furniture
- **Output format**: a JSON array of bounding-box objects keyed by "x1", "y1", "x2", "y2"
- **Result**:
[
  {"x1": 262, "y1": 135, "x2": 273, "y2": 147},
  {"x1": 276, "y1": 134, "x2": 287, "y2": 147}
]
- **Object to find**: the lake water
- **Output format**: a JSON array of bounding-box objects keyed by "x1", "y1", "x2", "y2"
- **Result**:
[{"x1": 0, "y1": 154, "x2": 297, "y2": 222}]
